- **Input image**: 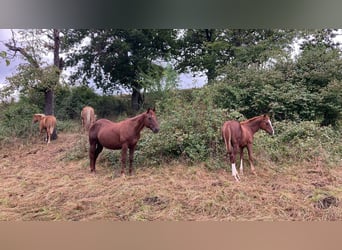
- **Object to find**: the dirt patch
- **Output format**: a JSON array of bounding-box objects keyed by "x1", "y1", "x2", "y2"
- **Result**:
[{"x1": 0, "y1": 132, "x2": 342, "y2": 221}]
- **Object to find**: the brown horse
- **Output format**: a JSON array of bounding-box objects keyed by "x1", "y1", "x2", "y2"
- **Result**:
[
  {"x1": 81, "y1": 106, "x2": 96, "y2": 132},
  {"x1": 222, "y1": 114, "x2": 274, "y2": 181},
  {"x1": 32, "y1": 114, "x2": 57, "y2": 144},
  {"x1": 88, "y1": 108, "x2": 160, "y2": 175}
]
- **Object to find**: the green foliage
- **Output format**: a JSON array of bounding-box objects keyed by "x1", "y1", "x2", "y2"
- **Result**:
[
  {"x1": 136, "y1": 87, "x2": 243, "y2": 166},
  {"x1": 319, "y1": 80, "x2": 342, "y2": 127},
  {"x1": 65, "y1": 29, "x2": 177, "y2": 110},
  {"x1": 55, "y1": 85, "x2": 131, "y2": 120},
  {"x1": 0, "y1": 99, "x2": 40, "y2": 140},
  {"x1": 176, "y1": 29, "x2": 295, "y2": 82},
  {"x1": 131, "y1": 84, "x2": 341, "y2": 170},
  {"x1": 55, "y1": 85, "x2": 99, "y2": 120},
  {"x1": 213, "y1": 55, "x2": 342, "y2": 126},
  {"x1": 254, "y1": 121, "x2": 341, "y2": 166}
]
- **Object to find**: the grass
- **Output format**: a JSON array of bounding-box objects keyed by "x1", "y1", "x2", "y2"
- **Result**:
[{"x1": 0, "y1": 117, "x2": 341, "y2": 221}]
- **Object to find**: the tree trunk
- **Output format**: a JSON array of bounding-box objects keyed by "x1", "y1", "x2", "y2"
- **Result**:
[
  {"x1": 44, "y1": 89, "x2": 54, "y2": 115},
  {"x1": 131, "y1": 87, "x2": 144, "y2": 112},
  {"x1": 49, "y1": 29, "x2": 61, "y2": 140}
]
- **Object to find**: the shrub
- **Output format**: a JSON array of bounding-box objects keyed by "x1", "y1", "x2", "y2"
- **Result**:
[
  {"x1": 135, "y1": 86, "x2": 245, "y2": 167},
  {"x1": 0, "y1": 100, "x2": 40, "y2": 140},
  {"x1": 253, "y1": 120, "x2": 341, "y2": 167}
]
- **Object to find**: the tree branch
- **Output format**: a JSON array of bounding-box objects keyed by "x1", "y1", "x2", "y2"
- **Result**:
[{"x1": 4, "y1": 43, "x2": 40, "y2": 68}]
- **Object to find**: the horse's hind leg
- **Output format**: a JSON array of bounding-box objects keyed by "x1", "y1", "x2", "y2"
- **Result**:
[
  {"x1": 45, "y1": 128, "x2": 51, "y2": 144},
  {"x1": 89, "y1": 141, "x2": 103, "y2": 173},
  {"x1": 239, "y1": 147, "x2": 244, "y2": 175},
  {"x1": 229, "y1": 146, "x2": 240, "y2": 182}
]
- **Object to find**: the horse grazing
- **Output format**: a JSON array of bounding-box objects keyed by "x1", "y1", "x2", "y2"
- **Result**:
[
  {"x1": 222, "y1": 114, "x2": 274, "y2": 181},
  {"x1": 88, "y1": 108, "x2": 160, "y2": 176},
  {"x1": 32, "y1": 114, "x2": 57, "y2": 144},
  {"x1": 81, "y1": 106, "x2": 96, "y2": 132}
]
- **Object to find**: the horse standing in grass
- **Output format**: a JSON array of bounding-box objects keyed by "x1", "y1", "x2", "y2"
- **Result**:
[
  {"x1": 88, "y1": 108, "x2": 160, "y2": 176},
  {"x1": 222, "y1": 114, "x2": 274, "y2": 181},
  {"x1": 32, "y1": 114, "x2": 57, "y2": 144},
  {"x1": 81, "y1": 106, "x2": 96, "y2": 132}
]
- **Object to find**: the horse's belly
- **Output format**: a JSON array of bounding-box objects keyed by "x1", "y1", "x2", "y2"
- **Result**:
[
  {"x1": 99, "y1": 137, "x2": 122, "y2": 150},
  {"x1": 97, "y1": 130, "x2": 121, "y2": 150}
]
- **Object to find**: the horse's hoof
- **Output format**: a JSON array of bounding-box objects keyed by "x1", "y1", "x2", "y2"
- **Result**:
[{"x1": 233, "y1": 175, "x2": 240, "y2": 182}]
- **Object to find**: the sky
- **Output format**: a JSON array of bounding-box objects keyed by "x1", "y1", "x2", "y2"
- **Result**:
[
  {"x1": 0, "y1": 29, "x2": 207, "y2": 95},
  {"x1": 0, "y1": 29, "x2": 22, "y2": 84},
  {"x1": 3, "y1": 29, "x2": 342, "y2": 95}
]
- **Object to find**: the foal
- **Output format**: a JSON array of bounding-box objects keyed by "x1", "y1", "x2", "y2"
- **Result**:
[
  {"x1": 88, "y1": 108, "x2": 160, "y2": 176},
  {"x1": 32, "y1": 114, "x2": 57, "y2": 144},
  {"x1": 222, "y1": 114, "x2": 274, "y2": 181}
]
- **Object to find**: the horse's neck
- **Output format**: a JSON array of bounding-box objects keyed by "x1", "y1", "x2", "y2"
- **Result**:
[
  {"x1": 242, "y1": 117, "x2": 262, "y2": 135},
  {"x1": 129, "y1": 113, "x2": 146, "y2": 134}
]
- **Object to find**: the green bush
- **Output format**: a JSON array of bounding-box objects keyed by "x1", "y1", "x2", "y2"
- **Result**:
[
  {"x1": 135, "y1": 86, "x2": 245, "y2": 166},
  {"x1": 253, "y1": 120, "x2": 341, "y2": 167},
  {"x1": 0, "y1": 100, "x2": 40, "y2": 140}
]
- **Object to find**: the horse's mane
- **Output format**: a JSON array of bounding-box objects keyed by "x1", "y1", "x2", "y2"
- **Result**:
[{"x1": 240, "y1": 115, "x2": 264, "y2": 125}]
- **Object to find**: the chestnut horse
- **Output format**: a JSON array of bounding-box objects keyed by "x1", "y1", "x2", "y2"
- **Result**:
[
  {"x1": 32, "y1": 114, "x2": 57, "y2": 144},
  {"x1": 222, "y1": 114, "x2": 274, "y2": 181},
  {"x1": 88, "y1": 108, "x2": 160, "y2": 175},
  {"x1": 81, "y1": 106, "x2": 96, "y2": 132}
]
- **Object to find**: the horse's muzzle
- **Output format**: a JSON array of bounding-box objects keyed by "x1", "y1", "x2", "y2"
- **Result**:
[{"x1": 152, "y1": 127, "x2": 160, "y2": 133}]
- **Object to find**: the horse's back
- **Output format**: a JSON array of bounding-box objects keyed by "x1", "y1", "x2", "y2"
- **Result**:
[
  {"x1": 91, "y1": 119, "x2": 123, "y2": 149},
  {"x1": 222, "y1": 120, "x2": 242, "y2": 145},
  {"x1": 222, "y1": 120, "x2": 240, "y2": 133},
  {"x1": 44, "y1": 115, "x2": 56, "y2": 127}
]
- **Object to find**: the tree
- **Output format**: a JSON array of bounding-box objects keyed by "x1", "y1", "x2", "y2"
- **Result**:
[
  {"x1": 3, "y1": 29, "x2": 63, "y2": 114},
  {"x1": 3, "y1": 29, "x2": 64, "y2": 139},
  {"x1": 64, "y1": 29, "x2": 177, "y2": 111},
  {"x1": 175, "y1": 29, "x2": 296, "y2": 83},
  {"x1": 292, "y1": 29, "x2": 342, "y2": 126}
]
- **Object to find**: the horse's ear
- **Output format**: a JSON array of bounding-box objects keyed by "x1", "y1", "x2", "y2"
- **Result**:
[
  {"x1": 147, "y1": 107, "x2": 155, "y2": 113},
  {"x1": 264, "y1": 113, "x2": 271, "y2": 119},
  {"x1": 152, "y1": 107, "x2": 156, "y2": 112}
]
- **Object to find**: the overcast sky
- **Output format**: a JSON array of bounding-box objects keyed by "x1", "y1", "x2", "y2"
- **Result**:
[
  {"x1": 0, "y1": 29, "x2": 22, "y2": 84},
  {"x1": 0, "y1": 29, "x2": 206, "y2": 93}
]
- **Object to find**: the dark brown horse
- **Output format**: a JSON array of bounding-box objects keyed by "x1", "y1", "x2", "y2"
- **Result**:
[
  {"x1": 222, "y1": 114, "x2": 274, "y2": 181},
  {"x1": 88, "y1": 108, "x2": 160, "y2": 175}
]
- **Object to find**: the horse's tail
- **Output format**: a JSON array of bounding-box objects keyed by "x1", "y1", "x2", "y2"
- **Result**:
[
  {"x1": 86, "y1": 109, "x2": 91, "y2": 130},
  {"x1": 222, "y1": 123, "x2": 232, "y2": 154},
  {"x1": 47, "y1": 116, "x2": 56, "y2": 135}
]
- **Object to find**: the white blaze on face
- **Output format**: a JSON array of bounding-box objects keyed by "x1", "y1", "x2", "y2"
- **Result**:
[{"x1": 268, "y1": 119, "x2": 275, "y2": 135}]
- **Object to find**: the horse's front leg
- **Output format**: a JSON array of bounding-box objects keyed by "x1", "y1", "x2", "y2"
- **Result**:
[
  {"x1": 40, "y1": 129, "x2": 47, "y2": 143},
  {"x1": 246, "y1": 143, "x2": 256, "y2": 175},
  {"x1": 128, "y1": 145, "x2": 136, "y2": 175},
  {"x1": 121, "y1": 145, "x2": 128, "y2": 176}
]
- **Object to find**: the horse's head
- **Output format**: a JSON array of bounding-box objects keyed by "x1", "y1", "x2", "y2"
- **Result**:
[
  {"x1": 145, "y1": 108, "x2": 160, "y2": 133},
  {"x1": 32, "y1": 114, "x2": 45, "y2": 123},
  {"x1": 260, "y1": 114, "x2": 275, "y2": 135}
]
